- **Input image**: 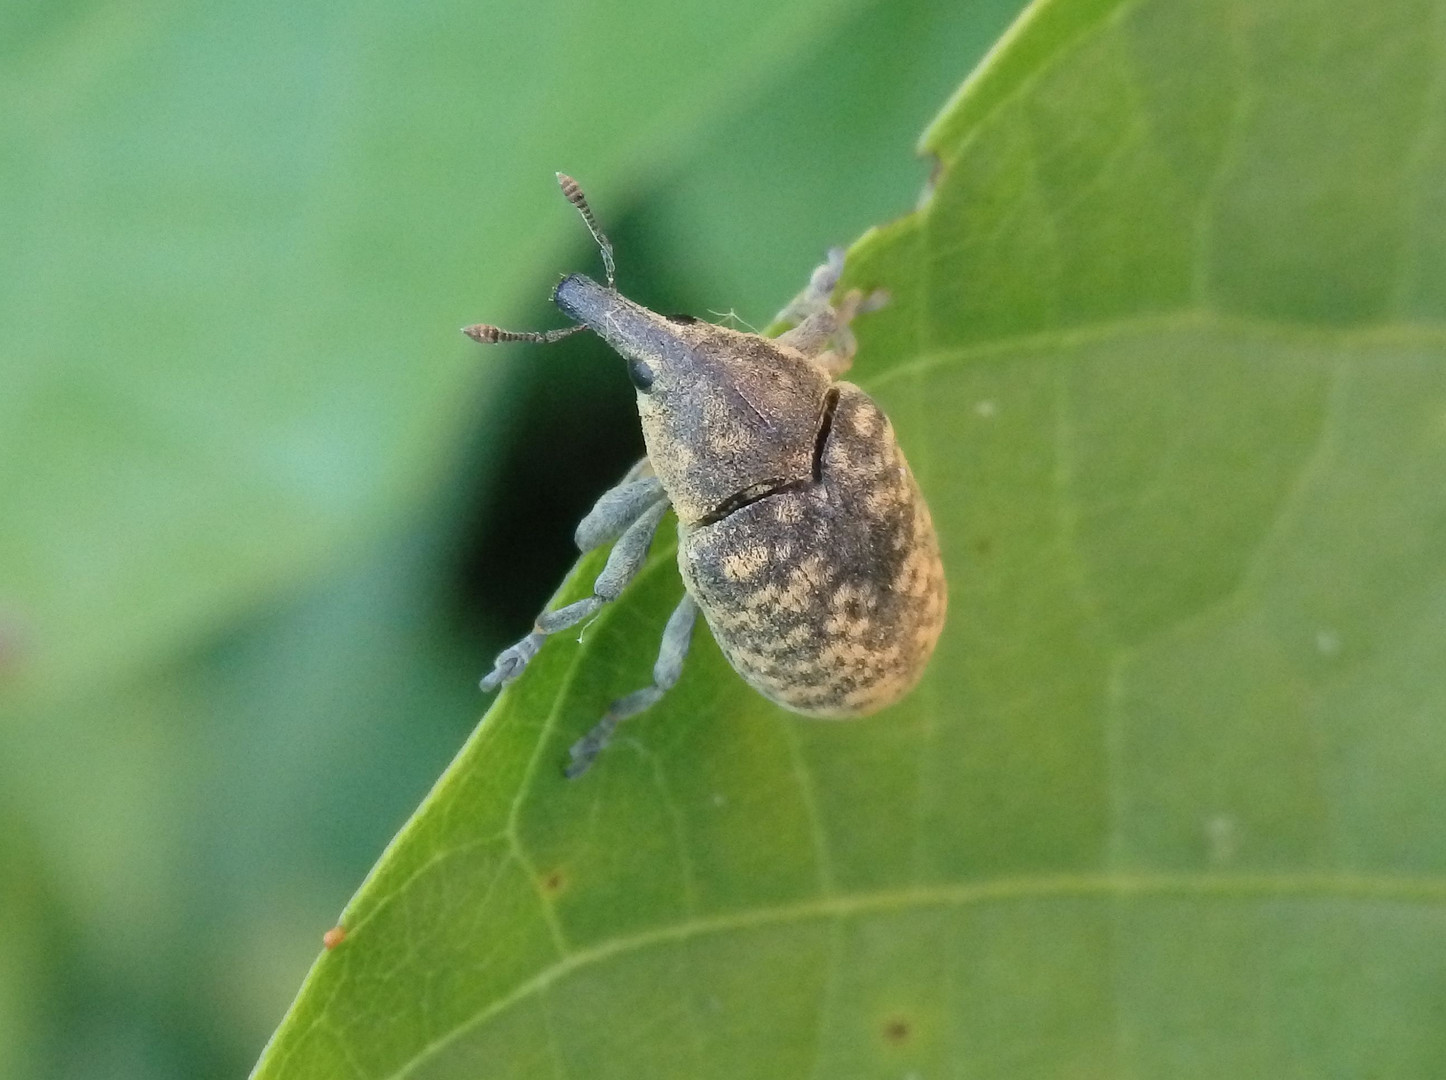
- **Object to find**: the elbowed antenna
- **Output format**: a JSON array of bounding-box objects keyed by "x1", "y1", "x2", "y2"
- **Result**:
[
  {"x1": 556, "y1": 173, "x2": 615, "y2": 289},
  {"x1": 461, "y1": 172, "x2": 617, "y2": 346},
  {"x1": 461, "y1": 323, "x2": 581, "y2": 345}
]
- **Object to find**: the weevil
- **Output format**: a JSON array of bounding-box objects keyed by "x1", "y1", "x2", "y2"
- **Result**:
[{"x1": 466, "y1": 174, "x2": 946, "y2": 778}]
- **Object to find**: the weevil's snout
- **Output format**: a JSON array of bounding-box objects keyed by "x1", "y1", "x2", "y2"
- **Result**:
[
  {"x1": 552, "y1": 271, "x2": 621, "y2": 331},
  {"x1": 553, "y1": 272, "x2": 695, "y2": 388},
  {"x1": 551, "y1": 272, "x2": 599, "y2": 322}
]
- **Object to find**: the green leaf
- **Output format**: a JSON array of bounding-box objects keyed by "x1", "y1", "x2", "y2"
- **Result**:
[{"x1": 255, "y1": 0, "x2": 1446, "y2": 1075}]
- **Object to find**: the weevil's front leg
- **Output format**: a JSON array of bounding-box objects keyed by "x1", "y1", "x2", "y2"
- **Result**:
[
  {"x1": 774, "y1": 250, "x2": 889, "y2": 377},
  {"x1": 574, "y1": 474, "x2": 664, "y2": 552},
  {"x1": 565, "y1": 593, "x2": 699, "y2": 779},
  {"x1": 480, "y1": 496, "x2": 670, "y2": 691},
  {"x1": 773, "y1": 246, "x2": 846, "y2": 327}
]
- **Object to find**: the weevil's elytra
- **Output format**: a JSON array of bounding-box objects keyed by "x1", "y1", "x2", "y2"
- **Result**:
[
  {"x1": 465, "y1": 173, "x2": 946, "y2": 778},
  {"x1": 681, "y1": 385, "x2": 945, "y2": 716}
]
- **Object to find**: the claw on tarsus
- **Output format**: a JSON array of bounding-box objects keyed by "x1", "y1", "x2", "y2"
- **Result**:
[{"x1": 479, "y1": 631, "x2": 545, "y2": 692}]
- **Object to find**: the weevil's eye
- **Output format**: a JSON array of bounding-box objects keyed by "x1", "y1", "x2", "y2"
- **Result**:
[{"x1": 626, "y1": 357, "x2": 656, "y2": 392}]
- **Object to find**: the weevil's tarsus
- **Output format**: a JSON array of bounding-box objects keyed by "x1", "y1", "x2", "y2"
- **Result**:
[
  {"x1": 533, "y1": 594, "x2": 605, "y2": 635},
  {"x1": 556, "y1": 173, "x2": 616, "y2": 289},
  {"x1": 575, "y1": 475, "x2": 666, "y2": 552},
  {"x1": 481, "y1": 498, "x2": 669, "y2": 690},
  {"x1": 462, "y1": 323, "x2": 583, "y2": 345},
  {"x1": 811, "y1": 387, "x2": 841, "y2": 482},
  {"x1": 566, "y1": 593, "x2": 699, "y2": 779},
  {"x1": 480, "y1": 630, "x2": 544, "y2": 692}
]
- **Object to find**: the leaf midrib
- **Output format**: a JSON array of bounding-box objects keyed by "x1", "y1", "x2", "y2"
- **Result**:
[
  {"x1": 861, "y1": 309, "x2": 1446, "y2": 395},
  {"x1": 394, "y1": 870, "x2": 1446, "y2": 1080},
  {"x1": 370, "y1": 305, "x2": 1446, "y2": 1080}
]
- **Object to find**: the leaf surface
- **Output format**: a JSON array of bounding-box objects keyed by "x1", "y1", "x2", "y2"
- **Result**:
[{"x1": 255, "y1": 0, "x2": 1446, "y2": 1075}]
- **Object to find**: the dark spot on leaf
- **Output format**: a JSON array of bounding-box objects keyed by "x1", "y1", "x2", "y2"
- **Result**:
[
  {"x1": 448, "y1": 203, "x2": 686, "y2": 638},
  {"x1": 542, "y1": 869, "x2": 567, "y2": 895},
  {"x1": 973, "y1": 536, "x2": 993, "y2": 557},
  {"x1": 882, "y1": 1016, "x2": 911, "y2": 1044}
]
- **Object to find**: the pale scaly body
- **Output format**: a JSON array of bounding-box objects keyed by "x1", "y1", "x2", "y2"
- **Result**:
[
  {"x1": 680, "y1": 383, "x2": 945, "y2": 717},
  {"x1": 467, "y1": 174, "x2": 946, "y2": 777}
]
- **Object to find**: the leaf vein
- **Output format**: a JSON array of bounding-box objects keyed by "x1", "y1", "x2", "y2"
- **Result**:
[{"x1": 390, "y1": 872, "x2": 1446, "y2": 1079}]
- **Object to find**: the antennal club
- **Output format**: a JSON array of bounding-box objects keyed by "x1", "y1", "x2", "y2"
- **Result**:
[
  {"x1": 556, "y1": 172, "x2": 616, "y2": 288},
  {"x1": 460, "y1": 172, "x2": 616, "y2": 348}
]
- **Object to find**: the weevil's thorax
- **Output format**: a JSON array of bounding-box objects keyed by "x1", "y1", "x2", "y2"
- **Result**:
[
  {"x1": 635, "y1": 326, "x2": 834, "y2": 526},
  {"x1": 555, "y1": 273, "x2": 833, "y2": 525}
]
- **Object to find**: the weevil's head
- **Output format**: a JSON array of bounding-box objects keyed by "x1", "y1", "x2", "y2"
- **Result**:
[{"x1": 554, "y1": 273, "x2": 833, "y2": 526}]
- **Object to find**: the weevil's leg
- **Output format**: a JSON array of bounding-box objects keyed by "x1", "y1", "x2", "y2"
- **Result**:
[
  {"x1": 773, "y1": 247, "x2": 890, "y2": 376},
  {"x1": 774, "y1": 246, "x2": 846, "y2": 327},
  {"x1": 777, "y1": 287, "x2": 890, "y2": 377},
  {"x1": 619, "y1": 455, "x2": 656, "y2": 483},
  {"x1": 538, "y1": 497, "x2": 668, "y2": 631},
  {"x1": 479, "y1": 629, "x2": 547, "y2": 691},
  {"x1": 565, "y1": 593, "x2": 699, "y2": 779},
  {"x1": 480, "y1": 497, "x2": 670, "y2": 691},
  {"x1": 574, "y1": 474, "x2": 665, "y2": 552},
  {"x1": 777, "y1": 309, "x2": 847, "y2": 365}
]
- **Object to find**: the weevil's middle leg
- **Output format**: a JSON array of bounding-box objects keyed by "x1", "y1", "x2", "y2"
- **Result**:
[
  {"x1": 480, "y1": 495, "x2": 670, "y2": 692},
  {"x1": 565, "y1": 592, "x2": 699, "y2": 779}
]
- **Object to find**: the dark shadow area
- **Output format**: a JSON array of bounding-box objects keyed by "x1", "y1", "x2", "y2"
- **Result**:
[{"x1": 445, "y1": 194, "x2": 709, "y2": 638}]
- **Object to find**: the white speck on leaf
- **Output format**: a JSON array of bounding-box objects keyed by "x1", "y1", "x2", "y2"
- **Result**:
[{"x1": 1206, "y1": 815, "x2": 1238, "y2": 864}]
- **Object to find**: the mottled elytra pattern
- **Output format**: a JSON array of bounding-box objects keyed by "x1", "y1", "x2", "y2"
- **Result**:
[{"x1": 681, "y1": 384, "x2": 946, "y2": 715}]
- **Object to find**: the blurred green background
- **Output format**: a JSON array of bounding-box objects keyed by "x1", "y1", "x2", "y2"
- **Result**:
[{"x1": 0, "y1": 1, "x2": 1023, "y2": 1075}]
